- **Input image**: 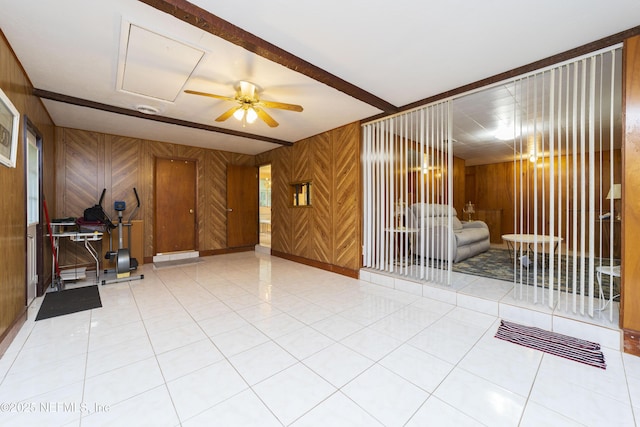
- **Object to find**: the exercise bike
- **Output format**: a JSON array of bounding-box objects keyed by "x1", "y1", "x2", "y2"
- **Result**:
[{"x1": 102, "y1": 188, "x2": 144, "y2": 285}]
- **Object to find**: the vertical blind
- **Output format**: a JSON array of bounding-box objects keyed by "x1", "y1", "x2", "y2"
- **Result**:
[
  {"x1": 362, "y1": 46, "x2": 621, "y2": 320},
  {"x1": 362, "y1": 101, "x2": 453, "y2": 286},
  {"x1": 510, "y1": 47, "x2": 621, "y2": 319}
]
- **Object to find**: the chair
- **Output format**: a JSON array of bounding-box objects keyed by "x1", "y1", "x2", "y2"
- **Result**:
[
  {"x1": 595, "y1": 264, "x2": 620, "y2": 321},
  {"x1": 405, "y1": 203, "x2": 490, "y2": 263}
]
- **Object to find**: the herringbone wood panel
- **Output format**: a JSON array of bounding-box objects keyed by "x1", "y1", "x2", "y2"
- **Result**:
[
  {"x1": 231, "y1": 153, "x2": 254, "y2": 166},
  {"x1": 58, "y1": 131, "x2": 257, "y2": 259},
  {"x1": 109, "y1": 135, "x2": 142, "y2": 220},
  {"x1": 271, "y1": 148, "x2": 291, "y2": 254},
  {"x1": 333, "y1": 123, "x2": 361, "y2": 270},
  {"x1": 58, "y1": 129, "x2": 102, "y2": 266},
  {"x1": 207, "y1": 150, "x2": 229, "y2": 249},
  {"x1": 292, "y1": 138, "x2": 311, "y2": 182},
  {"x1": 259, "y1": 124, "x2": 361, "y2": 271},
  {"x1": 255, "y1": 152, "x2": 271, "y2": 166},
  {"x1": 311, "y1": 134, "x2": 332, "y2": 264},
  {"x1": 292, "y1": 206, "x2": 311, "y2": 258},
  {"x1": 62, "y1": 130, "x2": 102, "y2": 218},
  {"x1": 201, "y1": 151, "x2": 215, "y2": 250},
  {"x1": 57, "y1": 123, "x2": 362, "y2": 272},
  {"x1": 291, "y1": 141, "x2": 312, "y2": 259}
]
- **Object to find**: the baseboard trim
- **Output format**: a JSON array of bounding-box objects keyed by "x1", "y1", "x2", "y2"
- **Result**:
[
  {"x1": 623, "y1": 329, "x2": 640, "y2": 356},
  {"x1": 271, "y1": 250, "x2": 359, "y2": 279},
  {"x1": 144, "y1": 246, "x2": 260, "y2": 264},
  {"x1": 0, "y1": 308, "x2": 27, "y2": 357},
  {"x1": 200, "y1": 246, "x2": 255, "y2": 257},
  {"x1": 142, "y1": 247, "x2": 359, "y2": 279},
  {"x1": 152, "y1": 251, "x2": 199, "y2": 263}
]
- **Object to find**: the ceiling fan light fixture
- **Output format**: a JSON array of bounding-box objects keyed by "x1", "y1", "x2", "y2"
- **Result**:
[
  {"x1": 233, "y1": 108, "x2": 245, "y2": 121},
  {"x1": 185, "y1": 81, "x2": 301, "y2": 128},
  {"x1": 246, "y1": 107, "x2": 258, "y2": 124}
]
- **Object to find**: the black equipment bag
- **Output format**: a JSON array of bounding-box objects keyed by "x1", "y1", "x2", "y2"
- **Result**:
[
  {"x1": 84, "y1": 205, "x2": 107, "y2": 222},
  {"x1": 83, "y1": 189, "x2": 114, "y2": 228}
]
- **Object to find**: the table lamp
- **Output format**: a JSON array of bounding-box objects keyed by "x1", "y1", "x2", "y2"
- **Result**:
[
  {"x1": 463, "y1": 201, "x2": 475, "y2": 221},
  {"x1": 606, "y1": 184, "x2": 621, "y2": 220}
]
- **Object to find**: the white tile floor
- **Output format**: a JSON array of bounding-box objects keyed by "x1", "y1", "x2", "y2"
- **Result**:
[{"x1": 0, "y1": 251, "x2": 638, "y2": 426}]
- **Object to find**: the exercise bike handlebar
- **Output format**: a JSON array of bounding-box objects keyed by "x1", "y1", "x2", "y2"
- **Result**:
[
  {"x1": 133, "y1": 187, "x2": 140, "y2": 207},
  {"x1": 127, "y1": 187, "x2": 141, "y2": 223}
]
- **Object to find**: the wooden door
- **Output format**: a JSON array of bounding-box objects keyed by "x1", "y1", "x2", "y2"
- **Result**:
[
  {"x1": 155, "y1": 158, "x2": 197, "y2": 254},
  {"x1": 227, "y1": 164, "x2": 258, "y2": 248}
]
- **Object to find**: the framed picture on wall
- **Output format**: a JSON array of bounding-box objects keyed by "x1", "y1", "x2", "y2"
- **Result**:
[{"x1": 0, "y1": 88, "x2": 19, "y2": 168}]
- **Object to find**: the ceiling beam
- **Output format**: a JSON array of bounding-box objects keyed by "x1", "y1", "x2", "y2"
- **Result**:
[
  {"x1": 33, "y1": 89, "x2": 294, "y2": 147},
  {"x1": 137, "y1": 0, "x2": 398, "y2": 114}
]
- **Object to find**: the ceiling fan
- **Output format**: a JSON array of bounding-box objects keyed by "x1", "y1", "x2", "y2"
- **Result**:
[{"x1": 184, "y1": 81, "x2": 303, "y2": 127}]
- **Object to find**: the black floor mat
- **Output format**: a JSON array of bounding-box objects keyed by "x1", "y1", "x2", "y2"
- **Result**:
[{"x1": 35, "y1": 285, "x2": 102, "y2": 321}]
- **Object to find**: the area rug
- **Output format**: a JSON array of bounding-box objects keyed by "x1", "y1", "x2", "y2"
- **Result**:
[
  {"x1": 35, "y1": 285, "x2": 102, "y2": 321},
  {"x1": 448, "y1": 248, "x2": 619, "y2": 300},
  {"x1": 450, "y1": 248, "x2": 517, "y2": 281},
  {"x1": 495, "y1": 320, "x2": 606, "y2": 369}
]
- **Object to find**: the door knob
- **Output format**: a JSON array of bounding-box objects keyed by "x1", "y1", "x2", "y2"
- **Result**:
[
  {"x1": 189, "y1": 209, "x2": 194, "y2": 214},
  {"x1": 226, "y1": 208, "x2": 233, "y2": 212}
]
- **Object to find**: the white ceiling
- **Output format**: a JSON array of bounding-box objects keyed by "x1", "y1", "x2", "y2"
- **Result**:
[{"x1": 0, "y1": 0, "x2": 638, "y2": 162}]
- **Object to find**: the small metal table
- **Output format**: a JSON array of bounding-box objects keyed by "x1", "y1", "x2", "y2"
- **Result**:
[{"x1": 50, "y1": 223, "x2": 103, "y2": 290}]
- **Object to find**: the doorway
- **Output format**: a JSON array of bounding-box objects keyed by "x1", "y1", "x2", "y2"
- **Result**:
[
  {"x1": 258, "y1": 164, "x2": 272, "y2": 248},
  {"x1": 154, "y1": 158, "x2": 197, "y2": 254},
  {"x1": 26, "y1": 124, "x2": 41, "y2": 304}
]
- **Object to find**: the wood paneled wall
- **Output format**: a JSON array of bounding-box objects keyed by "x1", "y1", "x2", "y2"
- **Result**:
[
  {"x1": 465, "y1": 150, "x2": 621, "y2": 239},
  {"x1": 405, "y1": 156, "x2": 465, "y2": 213},
  {"x1": 452, "y1": 157, "x2": 465, "y2": 217},
  {"x1": 0, "y1": 31, "x2": 55, "y2": 354},
  {"x1": 55, "y1": 128, "x2": 253, "y2": 261},
  {"x1": 622, "y1": 35, "x2": 640, "y2": 354},
  {"x1": 466, "y1": 161, "x2": 517, "y2": 236},
  {"x1": 57, "y1": 123, "x2": 362, "y2": 275},
  {"x1": 392, "y1": 138, "x2": 466, "y2": 217},
  {"x1": 256, "y1": 122, "x2": 362, "y2": 274}
]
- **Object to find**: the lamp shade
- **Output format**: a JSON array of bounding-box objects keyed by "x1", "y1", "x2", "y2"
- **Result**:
[
  {"x1": 246, "y1": 107, "x2": 258, "y2": 123},
  {"x1": 464, "y1": 201, "x2": 475, "y2": 214},
  {"x1": 233, "y1": 108, "x2": 245, "y2": 121},
  {"x1": 606, "y1": 184, "x2": 621, "y2": 200}
]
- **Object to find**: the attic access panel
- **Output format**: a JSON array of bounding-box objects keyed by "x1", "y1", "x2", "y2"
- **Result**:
[{"x1": 118, "y1": 23, "x2": 204, "y2": 102}]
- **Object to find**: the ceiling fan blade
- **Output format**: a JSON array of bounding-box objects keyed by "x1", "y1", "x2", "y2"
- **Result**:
[
  {"x1": 258, "y1": 100, "x2": 303, "y2": 112},
  {"x1": 184, "y1": 89, "x2": 236, "y2": 102},
  {"x1": 255, "y1": 108, "x2": 279, "y2": 127},
  {"x1": 215, "y1": 106, "x2": 243, "y2": 122}
]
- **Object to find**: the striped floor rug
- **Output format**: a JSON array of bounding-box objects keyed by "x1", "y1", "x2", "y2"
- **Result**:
[{"x1": 495, "y1": 320, "x2": 606, "y2": 369}]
